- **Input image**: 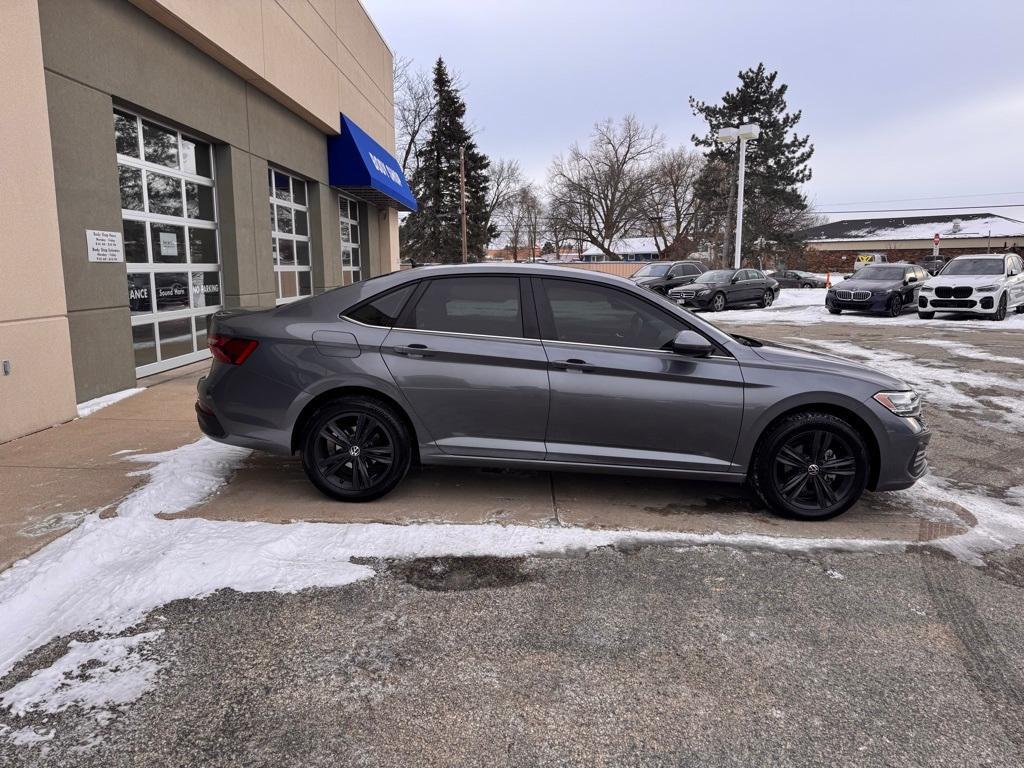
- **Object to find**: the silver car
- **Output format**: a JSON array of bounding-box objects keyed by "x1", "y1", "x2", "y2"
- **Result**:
[{"x1": 197, "y1": 265, "x2": 930, "y2": 521}]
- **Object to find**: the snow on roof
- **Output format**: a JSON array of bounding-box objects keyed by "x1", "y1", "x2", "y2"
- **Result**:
[
  {"x1": 581, "y1": 236, "x2": 668, "y2": 256},
  {"x1": 802, "y1": 213, "x2": 1024, "y2": 243}
]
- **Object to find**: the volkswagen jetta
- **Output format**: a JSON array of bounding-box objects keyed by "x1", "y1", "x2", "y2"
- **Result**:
[{"x1": 196, "y1": 265, "x2": 930, "y2": 521}]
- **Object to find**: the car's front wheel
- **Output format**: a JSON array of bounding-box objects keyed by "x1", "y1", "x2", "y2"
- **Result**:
[
  {"x1": 759, "y1": 289, "x2": 774, "y2": 308},
  {"x1": 751, "y1": 412, "x2": 869, "y2": 520},
  {"x1": 993, "y1": 293, "x2": 1008, "y2": 321},
  {"x1": 711, "y1": 292, "x2": 727, "y2": 312},
  {"x1": 887, "y1": 294, "x2": 903, "y2": 317},
  {"x1": 301, "y1": 397, "x2": 412, "y2": 502},
  {"x1": 918, "y1": 311, "x2": 935, "y2": 319}
]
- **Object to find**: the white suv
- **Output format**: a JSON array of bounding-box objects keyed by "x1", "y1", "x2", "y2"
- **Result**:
[{"x1": 918, "y1": 253, "x2": 1024, "y2": 321}]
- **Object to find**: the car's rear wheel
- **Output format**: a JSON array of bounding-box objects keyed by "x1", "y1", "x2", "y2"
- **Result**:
[
  {"x1": 759, "y1": 289, "x2": 774, "y2": 308},
  {"x1": 751, "y1": 412, "x2": 869, "y2": 521},
  {"x1": 711, "y1": 292, "x2": 727, "y2": 312},
  {"x1": 887, "y1": 294, "x2": 903, "y2": 317},
  {"x1": 993, "y1": 293, "x2": 1008, "y2": 321},
  {"x1": 301, "y1": 397, "x2": 411, "y2": 502},
  {"x1": 918, "y1": 311, "x2": 935, "y2": 319},
  {"x1": 801, "y1": 282, "x2": 813, "y2": 289}
]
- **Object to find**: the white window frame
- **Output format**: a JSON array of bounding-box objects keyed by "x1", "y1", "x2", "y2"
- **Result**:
[
  {"x1": 115, "y1": 108, "x2": 222, "y2": 378},
  {"x1": 340, "y1": 194, "x2": 363, "y2": 285},
  {"x1": 269, "y1": 168, "x2": 313, "y2": 304}
]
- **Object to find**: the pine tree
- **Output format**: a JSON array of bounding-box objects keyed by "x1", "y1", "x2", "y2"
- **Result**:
[
  {"x1": 401, "y1": 58, "x2": 492, "y2": 263},
  {"x1": 689, "y1": 64, "x2": 814, "y2": 263}
]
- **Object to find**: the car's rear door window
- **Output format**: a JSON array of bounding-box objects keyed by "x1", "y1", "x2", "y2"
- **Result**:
[
  {"x1": 404, "y1": 276, "x2": 523, "y2": 338},
  {"x1": 345, "y1": 284, "x2": 416, "y2": 327},
  {"x1": 539, "y1": 279, "x2": 682, "y2": 350}
]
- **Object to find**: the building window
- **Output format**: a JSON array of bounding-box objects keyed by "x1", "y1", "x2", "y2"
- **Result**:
[
  {"x1": 340, "y1": 195, "x2": 363, "y2": 285},
  {"x1": 114, "y1": 108, "x2": 221, "y2": 376},
  {"x1": 269, "y1": 169, "x2": 312, "y2": 303}
]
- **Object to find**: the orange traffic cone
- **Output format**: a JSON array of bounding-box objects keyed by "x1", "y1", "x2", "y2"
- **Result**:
[{"x1": 825, "y1": 272, "x2": 831, "y2": 288}]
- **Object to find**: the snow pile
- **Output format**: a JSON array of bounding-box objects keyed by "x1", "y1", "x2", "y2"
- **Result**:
[
  {"x1": 897, "y1": 338, "x2": 1024, "y2": 367},
  {"x1": 116, "y1": 440, "x2": 251, "y2": 519},
  {"x1": 789, "y1": 338, "x2": 1024, "y2": 432},
  {"x1": 76, "y1": 388, "x2": 145, "y2": 418},
  {"x1": 1, "y1": 632, "x2": 163, "y2": 718}
]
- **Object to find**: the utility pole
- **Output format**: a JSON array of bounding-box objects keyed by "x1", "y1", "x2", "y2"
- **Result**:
[{"x1": 459, "y1": 144, "x2": 468, "y2": 263}]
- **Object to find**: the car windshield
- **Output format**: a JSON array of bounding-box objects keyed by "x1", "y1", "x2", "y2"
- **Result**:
[
  {"x1": 940, "y1": 258, "x2": 1004, "y2": 276},
  {"x1": 631, "y1": 263, "x2": 671, "y2": 278},
  {"x1": 695, "y1": 270, "x2": 735, "y2": 284},
  {"x1": 853, "y1": 266, "x2": 905, "y2": 280}
]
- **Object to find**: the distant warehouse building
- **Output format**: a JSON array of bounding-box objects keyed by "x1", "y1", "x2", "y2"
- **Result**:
[
  {"x1": 1, "y1": 0, "x2": 414, "y2": 443},
  {"x1": 800, "y1": 213, "x2": 1024, "y2": 271}
]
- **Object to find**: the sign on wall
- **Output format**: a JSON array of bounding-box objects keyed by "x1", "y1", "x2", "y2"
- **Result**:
[{"x1": 86, "y1": 229, "x2": 124, "y2": 263}]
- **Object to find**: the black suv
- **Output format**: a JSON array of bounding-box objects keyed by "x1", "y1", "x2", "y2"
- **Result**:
[
  {"x1": 826, "y1": 264, "x2": 928, "y2": 317},
  {"x1": 629, "y1": 260, "x2": 706, "y2": 294}
]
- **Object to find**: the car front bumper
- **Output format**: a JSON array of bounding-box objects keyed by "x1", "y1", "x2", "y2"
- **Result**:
[
  {"x1": 869, "y1": 403, "x2": 932, "y2": 491},
  {"x1": 826, "y1": 293, "x2": 893, "y2": 313},
  {"x1": 918, "y1": 293, "x2": 999, "y2": 314}
]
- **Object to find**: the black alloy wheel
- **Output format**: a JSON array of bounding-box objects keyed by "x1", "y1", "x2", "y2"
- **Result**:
[
  {"x1": 993, "y1": 293, "x2": 1008, "y2": 321},
  {"x1": 302, "y1": 398, "x2": 411, "y2": 502},
  {"x1": 887, "y1": 294, "x2": 903, "y2": 318},
  {"x1": 759, "y1": 289, "x2": 774, "y2": 308},
  {"x1": 801, "y1": 282, "x2": 813, "y2": 289},
  {"x1": 752, "y1": 412, "x2": 869, "y2": 520},
  {"x1": 711, "y1": 292, "x2": 727, "y2": 312}
]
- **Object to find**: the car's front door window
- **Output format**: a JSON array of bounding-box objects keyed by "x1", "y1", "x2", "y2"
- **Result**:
[
  {"x1": 539, "y1": 279, "x2": 682, "y2": 350},
  {"x1": 404, "y1": 276, "x2": 523, "y2": 338}
]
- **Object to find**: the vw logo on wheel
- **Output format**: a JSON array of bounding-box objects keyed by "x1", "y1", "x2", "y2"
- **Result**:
[
  {"x1": 807, "y1": 463, "x2": 820, "y2": 476},
  {"x1": 349, "y1": 445, "x2": 361, "y2": 457}
]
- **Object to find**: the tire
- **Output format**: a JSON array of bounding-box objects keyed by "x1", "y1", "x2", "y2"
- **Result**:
[
  {"x1": 887, "y1": 294, "x2": 903, "y2": 318},
  {"x1": 301, "y1": 397, "x2": 412, "y2": 502},
  {"x1": 918, "y1": 311, "x2": 935, "y2": 319},
  {"x1": 751, "y1": 411, "x2": 869, "y2": 521},
  {"x1": 1015, "y1": 303, "x2": 1024, "y2": 314},
  {"x1": 711, "y1": 292, "x2": 727, "y2": 312},
  {"x1": 827, "y1": 307, "x2": 841, "y2": 315},
  {"x1": 759, "y1": 289, "x2": 774, "y2": 308},
  {"x1": 992, "y1": 293, "x2": 1007, "y2": 321},
  {"x1": 801, "y1": 282, "x2": 813, "y2": 289}
]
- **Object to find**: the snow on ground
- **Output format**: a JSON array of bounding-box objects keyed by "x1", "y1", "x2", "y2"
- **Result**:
[
  {"x1": 896, "y1": 338, "x2": 1024, "y2": 366},
  {"x1": 708, "y1": 287, "x2": 1024, "y2": 329},
  {"x1": 76, "y1": 388, "x2": 145, "y2": 418},
  {"x1": 3, "y1": 435, "x2": 1024, "y2": 741},
  {"x1": 785, "y1": 337, "x2": 1024, "y2": 433}
]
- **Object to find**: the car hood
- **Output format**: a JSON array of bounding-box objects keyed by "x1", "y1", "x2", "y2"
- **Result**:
[
  {"x1": 925, "y1": 274, "x2": 1004, "y2": 286},
  {"x1": 749, "y1": 340, "x2": 908, "y2": 391},
  {"x1": 831, "y1": 278, "x2": 900, "y2": 290}
]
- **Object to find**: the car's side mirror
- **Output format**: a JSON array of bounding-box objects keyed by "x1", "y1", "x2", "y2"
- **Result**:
[
  {"x1": 672, "y1": 330, "x2": 713, "y2": 357},
  {"x1": 906, "y1": 275, "x2": 917, "y2": 284},
  {"x1": 731, "y1": 276, "x2": 741, "y2": 284}
]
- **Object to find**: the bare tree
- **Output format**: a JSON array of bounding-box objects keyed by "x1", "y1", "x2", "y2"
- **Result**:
[
  {"x1": 642, "y1": 147, "x2": 704, "y2": 255},
  {"x1": 547, "y1": 116, "x2": 663, "y2": 260},
  {"x1": 498, "y1": 184, "x2": 534, "y2": 262},
  {"x1": 523, "y1": 187, "x2": 543, "y2": 260},
  {"x1": 393, "y1": 55, "x2": 436, "y2": 176},
  {"x1": 484, "y1": 158, "x2": 523, "y2": 246},
  {"x1": 545, "y1": 197, "x2": 576, "y2": 259}
]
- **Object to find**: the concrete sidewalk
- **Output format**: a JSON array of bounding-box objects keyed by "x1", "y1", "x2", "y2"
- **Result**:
[{"x1": 1, "y1": 358, "x2": 970, "y2": 573}]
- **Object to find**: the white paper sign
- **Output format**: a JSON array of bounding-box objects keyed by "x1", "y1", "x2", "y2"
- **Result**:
[
  {"x1": 86, "y1": 230, "x2": 124, "y2": 263},
  {"x1": 159, "y1": 232, "x2": 178, "y2": 257}
]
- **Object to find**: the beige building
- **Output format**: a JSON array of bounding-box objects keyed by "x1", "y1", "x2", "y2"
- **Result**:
[{"x1": 0, "y1": 0, "x2": 412, "y2": 443}]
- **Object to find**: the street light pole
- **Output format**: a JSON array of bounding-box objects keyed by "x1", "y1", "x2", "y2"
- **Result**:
[
  {"x1": 459, "y1": 144, "x2": 468, "y2": 264},
  {"x1": 717, "y1": 123, "x2": 760, "y2": 269}
]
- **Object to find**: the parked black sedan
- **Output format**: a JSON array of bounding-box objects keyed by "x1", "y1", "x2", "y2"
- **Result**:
[
  {"x1": 668, "y1": 268, "x2": 779, "y2": 311},
  {"x1": 629, "y1": 260, "x2": 706, "y2": 294},
  {"x1": 768, "y1": 270, "x2": 826, "y2": 289},
  {"x1": 825, "y1": 263, "x2": 928, "y2": 317}
]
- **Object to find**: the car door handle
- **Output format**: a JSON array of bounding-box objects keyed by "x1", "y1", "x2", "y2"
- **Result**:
[
  {"x1": 393, "y1": 344, "x2": 435, "y2": 358},
  {"x1": 551, "y1": 358, "x2": 594, "y2": 372}
]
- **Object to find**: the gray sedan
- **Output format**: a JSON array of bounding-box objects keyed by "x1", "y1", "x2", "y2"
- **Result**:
[{"x1": 197, "y1": 265, "x2": 930, "y2": 520}]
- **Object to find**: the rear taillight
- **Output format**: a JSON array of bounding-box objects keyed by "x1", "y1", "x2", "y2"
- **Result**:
[{"x1": 208, "y1": 334, "x2": 259, "y2": 365}]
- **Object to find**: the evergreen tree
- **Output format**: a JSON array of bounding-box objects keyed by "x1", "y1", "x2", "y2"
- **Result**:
[
  {"x1": 401, "y1": 58, "x2": 492, "y2": 262},
  {"x1": 689, "y1": 64, "x2": 814, "y2": 263}
]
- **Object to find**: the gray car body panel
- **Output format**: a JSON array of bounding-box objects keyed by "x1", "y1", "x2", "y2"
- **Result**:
[{"x1": 198, "y1": 264, "x2": 927, "y2": 492}]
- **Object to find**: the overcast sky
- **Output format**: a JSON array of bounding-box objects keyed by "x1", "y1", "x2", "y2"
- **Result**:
[{"x1": 363, "y1": 0, "x2": 1024, "y2": 221}]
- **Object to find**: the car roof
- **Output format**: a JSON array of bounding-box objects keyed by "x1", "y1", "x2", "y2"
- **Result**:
[
  {"x1": 398, "y1": 262, "x2": 639, "y2": 284},
  {"x1": 948, "y1": 253, "x2": 1010, "y2": 260}
]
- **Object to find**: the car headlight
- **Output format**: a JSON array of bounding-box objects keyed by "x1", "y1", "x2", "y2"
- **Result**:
[
  {"x1": 697, "y1": 289, "x2": 710, "y2": 296},
  {"x1": 872, "y1": 289, "x2": 893, "y2": 296},
  {"x1": 921, "y1": 286, "x2": 934, "y2": 292},
  {"x1": 873, "y1": 390, "x2": 921, "y2": 417},
  {"x1": 976, "y1": 284, "x2": 1000, "y2": 292}
]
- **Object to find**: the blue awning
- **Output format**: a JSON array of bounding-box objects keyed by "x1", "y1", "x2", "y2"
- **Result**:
[{"x1": 327, "y1": 115, "x2": 417, "y2": 212}]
